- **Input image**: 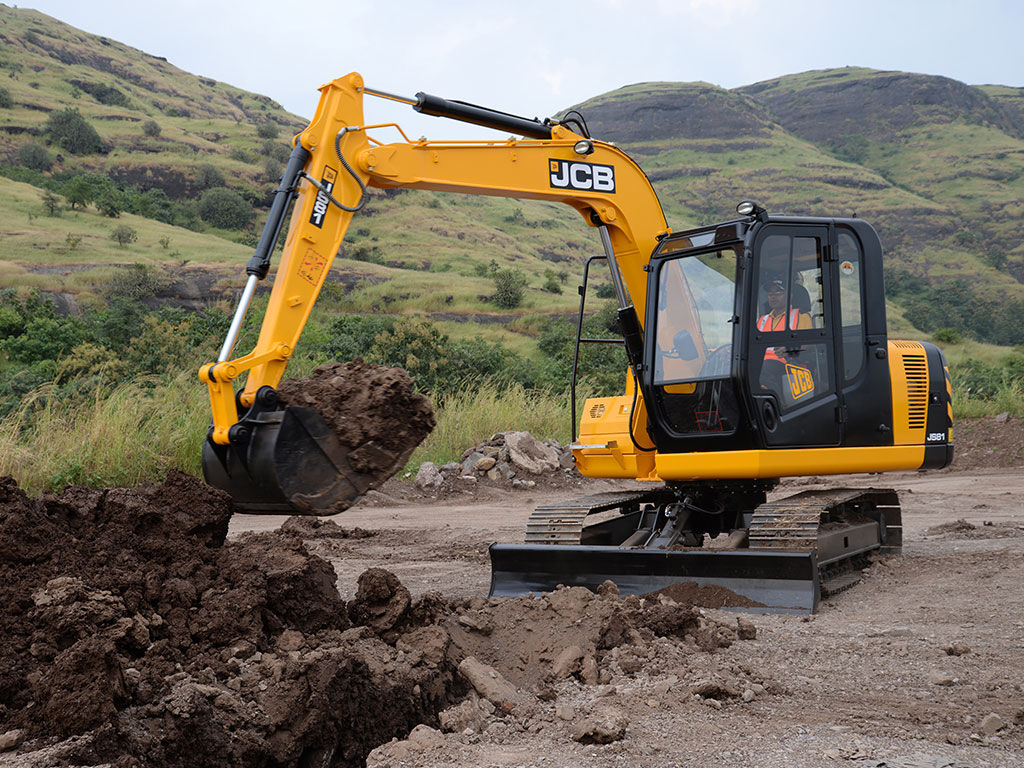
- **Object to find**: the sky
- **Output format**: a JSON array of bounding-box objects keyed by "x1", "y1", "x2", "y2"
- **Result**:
[{"x1": 20, "y1": 0, "x2": 1024, "y2": 140}]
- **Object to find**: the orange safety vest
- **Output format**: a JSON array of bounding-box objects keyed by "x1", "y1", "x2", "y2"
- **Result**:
[{"x1": 757, "y1": 308, "x2": 801, "y2": 332}]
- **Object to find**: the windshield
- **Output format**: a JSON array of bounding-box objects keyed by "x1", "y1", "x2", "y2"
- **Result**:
[{"x1": 653, "y1": 248, "x2": 737, "y2": 385}]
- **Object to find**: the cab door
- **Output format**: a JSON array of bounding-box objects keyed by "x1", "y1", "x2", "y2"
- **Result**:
[{"x1": 746, "y1": 225, "x2": 842, "y2": 447}]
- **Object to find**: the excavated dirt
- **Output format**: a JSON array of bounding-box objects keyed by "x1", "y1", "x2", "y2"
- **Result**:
[
  {"x1": 275, "y1": 360, "x2": 436, "y2": 511},
  {"x1": 0, "y1": 472, "x2": 463, "y2": 767},
  {"x1": 0, "y1": 472, "x2": 754, "y2": 767}
]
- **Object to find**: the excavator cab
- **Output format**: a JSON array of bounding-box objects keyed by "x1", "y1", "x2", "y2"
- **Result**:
[{"x1": 641, "y1": 213, "x2": 897, "y2": 456}]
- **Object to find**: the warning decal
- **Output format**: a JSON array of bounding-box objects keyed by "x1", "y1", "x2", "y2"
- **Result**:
[{"x1": 298, "y1": 246, "x2": 328, "y2": 286}]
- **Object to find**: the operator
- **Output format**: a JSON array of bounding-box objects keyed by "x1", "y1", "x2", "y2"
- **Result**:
[
  {"x1": 757, "y1": 276, "x2": 811, "y2": 333},
  {"x1": 757, "y1": 275, "x2": 814, "y2": 404}
]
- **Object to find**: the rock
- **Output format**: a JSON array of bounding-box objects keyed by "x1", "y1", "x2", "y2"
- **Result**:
[
  {"x1": 927, "y1": 671, "x2": 955, "y2": 687},
  {"x1": 458, "y1": 475, "x2": 478, "y2": 484},
  {"x1": 556, "y1": 703, "x2": 575, "y2": 721},
  {"x1": 980, "y1": 712, "x2": 1005, "y2": 735},
  {"x1": 461, "y1": 452, "x2": 487, "y2": 474},
  {"x1": 474, "y1": 456, "x2": 497, "y2": 471},
  {"x1": 736, "y1": 617, "x2": 757, "y2": 640},
  {"x1": 511, "y1": 479, "x2": 536, "y2": 489},
  {"x1": 994, "y1": 411, "x2": 1010, "y2": 423},
  {"x1": 550, "y1": 645, "x2": 585, "y2": 680},
  {"x1": 407, "y1": 724, "x2": 445, "y2": 751},
  {"x1": 439, "y1": 698, "x2": 486, "y2": 733},
  {"x1": 414, "y1": 462, "x2": 444, "y2": 489},
  {"x1": 742, "y1": 689, "x2": 756, "y2": 702},
  {"x1": 458, "y1": 657, "x2": 532, "y2": 714},
  {"x1": 505, "y1": 431, "x2": 560, "y2": 474},
  {"x1": 691, "y1": 680, "x2": 741, "y2": 700},
  {"x1": 580, "y1": 654, "x2": 599, "y2": 685},
  {"x1": 569, "y1": 706, "x2": 628, "y2": 744},
  {"x1": 0, "y1": 729, "x2": 24, "y2": 752},
  {"x1": 944, "y1": 642, "x2": 971, "y2": 656}
]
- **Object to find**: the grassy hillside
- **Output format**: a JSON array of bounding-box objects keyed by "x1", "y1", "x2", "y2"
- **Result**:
[{"x1": 0, "y1": 9, "x2": 1020, "y2": 358}]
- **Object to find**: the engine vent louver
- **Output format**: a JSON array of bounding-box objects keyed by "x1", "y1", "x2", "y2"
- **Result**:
[{"x1": 902, "y1": 353, "x2": 928, "y2": 431}]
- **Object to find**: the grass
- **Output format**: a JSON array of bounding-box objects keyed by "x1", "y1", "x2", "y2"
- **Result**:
[
  {"x1": 409, "y1": 382, "x2": 572, "y2": 469},
  {"x1": 0, "y1": 371, "x2": 208, "y2": 494},
  {"x1": 951, "y1": 381, "x2": 1024, "y2": 419},
  {"x1": 2, "y1": 364, "x2": 1019, "y2": 496}
]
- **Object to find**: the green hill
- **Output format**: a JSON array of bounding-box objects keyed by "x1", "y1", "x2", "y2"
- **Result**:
[{"x1": 0, "y1": 7, "x2": 1021, "y2": 352}]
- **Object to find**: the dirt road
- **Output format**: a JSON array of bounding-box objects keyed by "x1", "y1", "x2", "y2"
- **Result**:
[{"x1": 230, "y1": 467, "x2": 1024, "y2": 768}]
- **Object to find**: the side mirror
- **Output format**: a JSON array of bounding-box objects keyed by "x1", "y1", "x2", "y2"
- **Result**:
[{"x1": 673, "y1": 330, "x2": 699, "y2": 361}]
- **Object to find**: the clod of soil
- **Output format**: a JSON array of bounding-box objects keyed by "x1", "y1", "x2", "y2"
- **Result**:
[{"x1": 275, "y1": 359, "x2": 435, "y2": 511}]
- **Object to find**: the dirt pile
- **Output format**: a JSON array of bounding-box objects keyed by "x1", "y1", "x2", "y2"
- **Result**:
[
  {"x1": 0, "y1": 472, "x2": 461, "y2": 767},
  {"x1": 276, "y1": 359, "x2": 435, "y2": 512},
  {"x1": 0, "y1": 471, "x2": 760, "y2": 767}
]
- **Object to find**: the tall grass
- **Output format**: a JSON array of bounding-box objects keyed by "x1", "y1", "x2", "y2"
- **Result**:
[
  {"x1": 409, "y1": 382, "x2": 572, "y2": 469},
  {"x1": 0, "y1": 371, "x2": 208, "y2": 494},
  {"x1": 951, "y1": 380, "x2": 1024, "y2": 419}
]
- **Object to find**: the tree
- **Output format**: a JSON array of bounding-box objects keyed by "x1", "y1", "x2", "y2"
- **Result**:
[
  {"x1": 142, "y1": 119, "x2": 161, "y2": 137},
  {"x1": 95, "y1": 187, "x2": 126, "y2": 218},
  {"x1": 17, "y1": 142, "x2": 52, "y2": 171},
  {"x1": 491, "y1": 268, "x2": 528, "y2": 309},
  {"x1": 40, "y1": 191, "x2": 62, "y2": 216},
  {"x1": 44, "y1": 108, "x2": 105, "y2": 154},
  {"x1": 110, "y1": 224, "x2": 138, "y2": 248},
  {"x1": 198, "y1": 187, "x2": 253, "y2": 229},
  {"x1": 61, "y1": 176, "x2": 95, "y2": 209}
]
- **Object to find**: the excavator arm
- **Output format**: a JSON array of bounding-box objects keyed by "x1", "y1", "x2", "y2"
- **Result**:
[{"x1": 200, "y1": 72, "x2": 668, "y2": 509}]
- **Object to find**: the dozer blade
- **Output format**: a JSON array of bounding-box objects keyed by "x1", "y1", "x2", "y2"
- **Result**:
[
  {"x1": 488, "y1": 544, "x2": 820, "y2": 613},
  {"x1": 202, "y1": 406, "x2": 377, "y2": 515}
]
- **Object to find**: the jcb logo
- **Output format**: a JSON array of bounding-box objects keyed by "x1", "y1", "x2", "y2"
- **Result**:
[
  {"x1": 549, "y1": 159, "x2": 615, "y2": 193},
  {"x1": 786, "y1": 363, "x2": 815, "y2": 400},
  {"x1": 308, "y1": 166, "x2": 338, "y2": 228}
]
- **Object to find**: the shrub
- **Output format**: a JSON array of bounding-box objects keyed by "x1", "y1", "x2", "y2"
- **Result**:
[
  {"x1": 197, "y1": 187, "x2": 253, "y2": 229},
  {"x1": 17, "y1": 142, "x2": 51, "y2": 171},
  {"x1": 932, "y1": 328, "x2": 962, "y2": 345},
  {"x1": 44, "y1": 108, "x2": 105, "y2": 154},
  {"x1": 195, "y1": 163, "x2": 225, "y2": 190},
  {"x1": 491, "y1": 268, "x2": 528, "y2": 309},
  {"x1": 543, "y1": 270, "x2": 562, "y2": 294},
  {"x1": 0, "y1": 86, "x2": 12, "y2": 108},
  {"x1": 110, "y1": 224, "x2": 138, "y2": 248},
  {"x1": 256, "y1": 123, "x2": 279, "y2": 139},
  {"x1": 142, "y1": 119, "x2": 161, "y2": 137}
]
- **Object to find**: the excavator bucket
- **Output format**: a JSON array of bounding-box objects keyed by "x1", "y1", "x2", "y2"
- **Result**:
[
  {"x1": 202, "y1": 405, "x2": 378, "y2": 514},
  {"x1": 489, "y1": 544, "x2": 820, "y2": 613}
]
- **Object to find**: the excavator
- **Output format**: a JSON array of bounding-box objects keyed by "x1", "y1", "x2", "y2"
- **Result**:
[{"x1": 200, "y1": 73, "x2": 954, "y2": 613}]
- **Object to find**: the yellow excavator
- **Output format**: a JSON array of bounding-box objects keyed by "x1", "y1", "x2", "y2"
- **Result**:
[{"x1": 200, "y1": 73, "x2": 954, "y2": 612}]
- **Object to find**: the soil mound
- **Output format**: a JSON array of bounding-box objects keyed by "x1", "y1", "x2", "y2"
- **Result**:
[
  {"x1": 0, "y1": 472, "x2": 461, "y2": 767},
  {"x1": 275, "y1": 359, "x2": 435, "y2": 511},
  {"x1": 0, "y1": 473, "x2": 759, "y2": 766}
]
